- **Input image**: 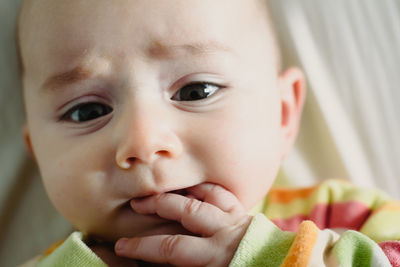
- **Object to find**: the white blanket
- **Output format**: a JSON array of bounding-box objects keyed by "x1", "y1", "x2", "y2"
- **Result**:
[{"x1": 269, "y1": 0, "x2": 400, "y2": 198}]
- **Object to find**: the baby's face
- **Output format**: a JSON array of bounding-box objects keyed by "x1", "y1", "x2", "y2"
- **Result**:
[{"x1": 21, "y1": 0, "x2": 299, "y2": 241}]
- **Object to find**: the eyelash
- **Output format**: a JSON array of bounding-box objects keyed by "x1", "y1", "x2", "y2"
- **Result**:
[
  {"x1": 61, "y1": 82, "x2": 225, "y2": 123},
  {"x1": 60, "y1": 102, "x2": 113, "y2": 123},
  {"x1": 171, "y1": 82, "x2": 224, "y2": 101}
]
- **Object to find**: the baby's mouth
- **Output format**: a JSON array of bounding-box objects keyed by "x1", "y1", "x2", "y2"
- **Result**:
[
  {"x1": 122, "y1": 187, "x2": 196, "y2": 213},
  {"x1": 168, "y1": 188, "x2": 191, "y2": 197},
  {"x1": 121, "y1": 188, "x2": 198, "y2": 236},
  {"x1": 132, "y1": 187, "x2": 196, "y2": 201},
  {"x1": 121, "y1": 184, "x2": 203, "y2": 218},
  {"x1": 170, "y1": 188, "x2": 198, "y2": 199}
]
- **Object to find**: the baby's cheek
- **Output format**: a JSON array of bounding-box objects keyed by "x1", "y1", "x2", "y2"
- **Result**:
[
  {"x1": 39, "y1": 162, "x2": 91, "y2": 225},
  {"x1": 219, "y1": 150, "x2": 281, "y2": 210},
  {"x1": 42, "y1": 173, "x2": 80, "y2": 217},
  {"x1": 231, "y1": 177, "x2": 274, "y2": 211},
  {"x1": 213, "y1": 121, "x2": 280, "y2": 205}
]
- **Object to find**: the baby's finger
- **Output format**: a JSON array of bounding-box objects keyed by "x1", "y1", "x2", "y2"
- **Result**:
[
  {"x1": 186, "y1": 183, "x2": 244, "y2": 214},
  {"x1": 115, "y1": 235, "x2": 215, "y2": 267},
  {"x1": 131, "y1": 193, "x2": 230, "y2": 236}
]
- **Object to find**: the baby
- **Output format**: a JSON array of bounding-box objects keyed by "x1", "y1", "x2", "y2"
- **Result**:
[{"x1": 17, "y1": 0, "x2": 399, "y2": 266}]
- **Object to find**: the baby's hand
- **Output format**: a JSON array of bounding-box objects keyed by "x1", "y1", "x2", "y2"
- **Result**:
[{"x1": 114, "y1": 183, "x2": 251, "y2": 267}]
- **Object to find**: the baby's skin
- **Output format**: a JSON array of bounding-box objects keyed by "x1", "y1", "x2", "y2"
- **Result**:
[{"x1": 18, "y1": 0, "x2": 306, "y2": 265}]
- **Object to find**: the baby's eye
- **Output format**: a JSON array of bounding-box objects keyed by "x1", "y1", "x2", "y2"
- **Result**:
[
  {"x1": 62, "y1": 102, "x2": 113, "y2": 123},
  {"x1": 171, "y1": 82, "x2": 221, "y2": 101}
]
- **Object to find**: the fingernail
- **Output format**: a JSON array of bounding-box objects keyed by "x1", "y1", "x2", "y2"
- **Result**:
[
  {"x1": 116, "y1": 238, "x2": 128, "y2": 252},
  {"x1": 130, "y1": 199, "x2": 145, "y2": 211},
  {"x1": 121, "y1": 161, "x2": 131, "y2": 169},
  {"x1": 130, "y1": 199, "x2": 139, "y2": 209}
]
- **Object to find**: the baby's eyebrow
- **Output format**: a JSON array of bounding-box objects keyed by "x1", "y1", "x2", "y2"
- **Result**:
[
  {"x1": 147, "y1": 40, "x2": 234, "y2": 59},
  {"x1": 42, "y1": 66, "x2": 92, "y2": 93}
]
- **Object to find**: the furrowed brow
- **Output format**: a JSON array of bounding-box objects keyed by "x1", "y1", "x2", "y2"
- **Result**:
[
  {"x1": 41, "y1": 41, "x2": 233, "y2": 92},
  {"x1": 42, "y1": 66, "x2": 93, "y2": 93}
]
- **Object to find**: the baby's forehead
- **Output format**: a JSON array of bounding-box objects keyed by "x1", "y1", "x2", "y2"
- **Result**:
[
  {"x1": 18, "y1": 0, "x2": 279, "y2": 83},
  {"x1": 20, "y1": 0, "x2": 270, "y2": 40}
]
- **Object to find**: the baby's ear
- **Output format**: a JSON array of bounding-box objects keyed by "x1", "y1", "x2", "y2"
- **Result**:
[
  {"x1": 278, "y1": 67, "x2": 307, "y2": 160},
  {"x1": 22, "y1": 124, "x2": 35, "y2": 160}
]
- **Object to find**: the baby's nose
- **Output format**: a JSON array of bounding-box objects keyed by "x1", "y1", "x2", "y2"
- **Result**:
[{"x1": 114, "y1": 104, "x2": 183, "y2": 168}]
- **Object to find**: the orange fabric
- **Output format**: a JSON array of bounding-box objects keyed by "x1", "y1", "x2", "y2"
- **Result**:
[
  {"x1": 280, "y1": 221, "x2": 319, "y2": 267},
  {"x1": 375, "y1": 202, "x2": 400, "y2": 212},
  {"x1": 268, "y1": 186, "x2": 317, "y2": 204},
  {"x1": 40, "y1": 239, "x2": 65, "y2": 258}
]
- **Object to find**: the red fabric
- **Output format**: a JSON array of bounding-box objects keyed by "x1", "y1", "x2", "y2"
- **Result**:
[
  {"x1": 379, "y1": 241, "x2": 400, "y2": 267},
  {"x1": 272, "y1": 202, "x2": 370, "y2": 232}
]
